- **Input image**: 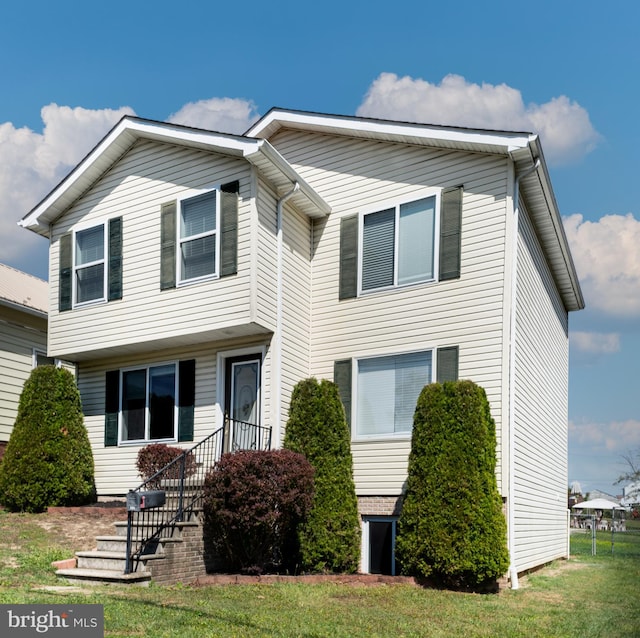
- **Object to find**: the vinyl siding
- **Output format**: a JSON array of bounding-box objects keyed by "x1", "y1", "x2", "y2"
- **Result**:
[
  {"x1": 269, "y1": 130, "x2": 509, "y2": 496},
  {"x1": 0, "y1": 309, "x2": 47, "y2": 441},
  {"x1": 254, "y1": 178, "x2": 313, "y2": 443},
  {"x1": 279, "y1": 201, "x2": 312, "y2": 442},
  {"x1": 48, "y1": 140, "x2": 264, "y2": 361},
  {"x1": 78, "y1": 337, "x2": 272, "y2": 495},
  {"x1": 512, "y1": 201, "x2": 569, "y2": 572}
]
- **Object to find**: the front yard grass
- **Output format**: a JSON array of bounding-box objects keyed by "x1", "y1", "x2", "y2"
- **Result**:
[{"x1": 1, "y1": 509, "x2": 639, "y2": 637}]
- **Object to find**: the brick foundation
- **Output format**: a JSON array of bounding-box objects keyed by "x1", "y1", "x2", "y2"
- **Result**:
[
  {"x1": 147, "y1": 515, "x2": 208, "y2": 586},
  {"x1": 357, "y1": 495, "x2": 403, "y2": 517}
]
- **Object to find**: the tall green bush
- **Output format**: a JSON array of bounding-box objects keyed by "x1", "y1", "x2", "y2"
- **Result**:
[
  {"x1": 0, "y1": 366, "x2": 95, "y2": 512},
  {"x1": 396, "y1": 380, "x2": 509, "y2": 588},
  {"x1": 284, "y1": 378, "x2": 360, "y2": 573}
]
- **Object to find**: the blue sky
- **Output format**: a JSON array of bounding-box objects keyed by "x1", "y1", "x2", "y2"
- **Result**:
[{"x1": 1, "y1": 0, "x2": 638, "y2": 495}]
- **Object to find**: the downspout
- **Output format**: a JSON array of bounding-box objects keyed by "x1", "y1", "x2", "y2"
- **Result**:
[
  {"x1": 508, "y1": 158, "x2": 540, "y2": 589},
  {"x1": 273, "y1": 182, "x2": 300, "y2": 448}
]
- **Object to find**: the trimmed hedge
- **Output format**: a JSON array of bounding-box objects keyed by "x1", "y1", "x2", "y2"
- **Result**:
[
  {"x1": 396, "y1": 380, "x2": 509, "y2": 589},
  {"x1": 202, "y1": 449, "x2": 314, "y2": 575},
  {"x1": 284, "y1": 378, "x2": 360, "y2": 573},
  {"x1": 0, "y1": 366, "x2": 95, "y2": 513}
]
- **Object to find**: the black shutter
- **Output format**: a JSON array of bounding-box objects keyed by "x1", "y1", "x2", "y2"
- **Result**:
[
  {"x1": 436, "y1": 346, "x2": 459, "y2": 383},
  {"x1": 334, "y1": 359, "x2": 352, "y2": 430},
  {"x1": 439, "y1": 186, "x2": 463, "y2": 281},
  {"x1": 108, "y1": 217, "x2": 123, "y2": 301},
  {"x1": 178, "y1": 359, "x2": 196, "y2": 442},
  {"x1": 104, "y1": 370, "x2": 120, "y2": 447},
  {"x1": 160, "y1": 201, "x2": 177, "y2": 290},
  {"x1": 220, "y1": 180, "x2": 239, "y2": 277},
  {"x1": 339, "y1": 215, "x2": 358, "y2": 300},
  {"x1": 59, "y1": 233, "x2": 72, "y2": 312}
]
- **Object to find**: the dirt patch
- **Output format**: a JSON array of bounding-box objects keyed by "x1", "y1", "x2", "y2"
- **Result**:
[{"x1": 34, "y1": 503, "x2": 128, "y2": 552}]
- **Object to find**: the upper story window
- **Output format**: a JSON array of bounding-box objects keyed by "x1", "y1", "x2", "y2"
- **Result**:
[
  {"x1": 361, "y1": 195, "x2": 437, "y2": 292},
  {"x1": 75, "y1": 224, "x2": 106, "y2": 304},
  {"x1": 160, "y1": 180, "x2": 240, "y2": 291},
  {"x1": 58, "y1": 217, "x2": 122, "y2": 312},
  {"x1": 179, "y1": 190, "x2": 218, "y2": 284},
  {"x1": 339, "y1": 186, "x2": 462, "y2": 300}
]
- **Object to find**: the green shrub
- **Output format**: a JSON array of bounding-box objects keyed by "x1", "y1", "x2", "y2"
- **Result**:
[
  {"x1": 0, "y1": 366, "x2": 95, "y2": 513},
  {"x1": 396, "y1": 380, "x2": 509, "y2": 589},
  {"x1": 136, "y1": 443, "x2": 197, "y2": 486},
  {"x1": 202, "y1": 449, "x2": 314, "y2": 574},
  {"x1": 284, "y1": 378, "x2": 360, "y2": 573}
]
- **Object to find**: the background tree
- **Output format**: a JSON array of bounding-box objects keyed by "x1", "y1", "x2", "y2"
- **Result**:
[
  {"x1": 616, "y1": 448, "x2": 640, "y2": 502},
  {"x1": 396, "y1": 379, "x2": 509, "y2": 589},
  {"x1": 284, "y1": 378, "x2": 360, "y2": 573},
  {"x1": 0, "y1": 366, "x2": 95, "y2": 512}
]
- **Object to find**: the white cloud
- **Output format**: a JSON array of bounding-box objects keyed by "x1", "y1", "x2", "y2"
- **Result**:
[
  {"x1": 570, "y1": 418, "x2": 640, "y2": 454},
  {"x1": 570, "y1": 331, "x2": 620, "y2": 355},
  {"x1": 569, "y1": 418, "x2": 640, "y2": 491},
  {"x1": 168, "y1": 97, "x2": 259, "y2": 134},
  {"x1": 0, "y1": 104, "x2": 134, "y2": 271},
  {"x1": 0, "y1": 97, "x2": 261, "y2": 278},
  {"x1": 357, "y1": 73, "x2": 600, "y2": 165},
  {"x1": 564, "y1": 213, "x2": 640, "y2": 317}
]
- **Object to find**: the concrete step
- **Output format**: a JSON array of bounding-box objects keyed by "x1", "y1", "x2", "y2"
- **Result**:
[
  {"x1": 76, "y1": 550, "x2": 165, "y2": 572},
  {"x1": 95, "y1": 535, "x2": 182, "y2": 552},
  {"x1": 55, "y1": 567, "x2": 152, "y2": 586},
  {"x1": 112, "y1": 518, "x2": 200, "y2": 538}
]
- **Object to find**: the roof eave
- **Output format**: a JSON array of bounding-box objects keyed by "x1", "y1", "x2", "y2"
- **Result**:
[
  {"x1": 511, "y1": 142, "x2": 585, "y2": 312},
  {"x1": 247, "y1": 108, "x2": 536, "y2": 156},
  {"x1": 19, "y1": 118, "x2": 264, "y2": 236},
  {"x1": 0, "y1": 297, "x2": 48, "y2": 319}
]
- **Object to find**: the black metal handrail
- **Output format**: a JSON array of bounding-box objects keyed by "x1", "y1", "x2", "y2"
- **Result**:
[{"x1": 124, "y1": 416, "x2": 271, "y2": 574}]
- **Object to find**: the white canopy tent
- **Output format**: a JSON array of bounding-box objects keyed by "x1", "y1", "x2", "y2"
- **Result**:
[{"x1": 571, "y1": 498, "x2": 624, "y2": 511}]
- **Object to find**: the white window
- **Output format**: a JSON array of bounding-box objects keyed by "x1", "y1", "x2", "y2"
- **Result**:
[
  {"x1": 74, "y1": 223, "x2": 106, "y2": 305},
  {"x1": 179, "y1": 190, "x2": 217, "y2": 283},
  {"x1": 360, "y1": 194, "x2": 437, "y2": 293},
  {"x1": 33, "y1": 350, "x2": 55, "y2": 367},
  {"x1": 355, "y1": 350, "x2": 432, "y2": 438},
  {"x1": 120, "y1": 363, "x2": 177, "y2": 443}
]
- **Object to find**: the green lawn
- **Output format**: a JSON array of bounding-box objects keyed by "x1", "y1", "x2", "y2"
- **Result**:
[{"x1": 1, "y1": 510, "x2": 639, "y2": 637}]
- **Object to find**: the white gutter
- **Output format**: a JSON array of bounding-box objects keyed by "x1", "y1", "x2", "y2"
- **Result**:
[
  {"x1": 508, "y1": 157, "x2": 540, "y2": 589},
  {"x1": 273, "y1": 182, "x2": 300, "y2": 447}
]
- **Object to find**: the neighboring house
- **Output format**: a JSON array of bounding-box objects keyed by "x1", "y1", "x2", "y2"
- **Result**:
[
  {"x1": 588, "y1": 489, "x2": 620, "y2": 503},
  {"x1": 19, "y1": 109, "x2": 584, "y2": 584},
  {"x1": 622, "y1": 482, "x2": 640, "y2": 507},
  {"x1": 0, "y1": 263, "x2": 49, "y2": 459}
]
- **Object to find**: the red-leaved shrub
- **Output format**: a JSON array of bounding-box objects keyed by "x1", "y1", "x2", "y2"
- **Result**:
[
  {"x1": 203, "y1": 449, "x2": 314, "y2": 574},
  {"x1": 136, "y1": 443, "x2": 197, "y2": 486}
]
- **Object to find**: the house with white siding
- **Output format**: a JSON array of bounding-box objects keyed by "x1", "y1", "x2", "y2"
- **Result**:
[
  {"x1": 0, "y1": 263, "x2": 49, "y2": 459},
  {"x1": 19, "y1": 109, "x2": 583, "y2": 585}
]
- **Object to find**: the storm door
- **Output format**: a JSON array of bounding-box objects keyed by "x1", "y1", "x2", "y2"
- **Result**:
[{"x1": 224, "y1": 354, "x2": 261, "y2": 451}]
